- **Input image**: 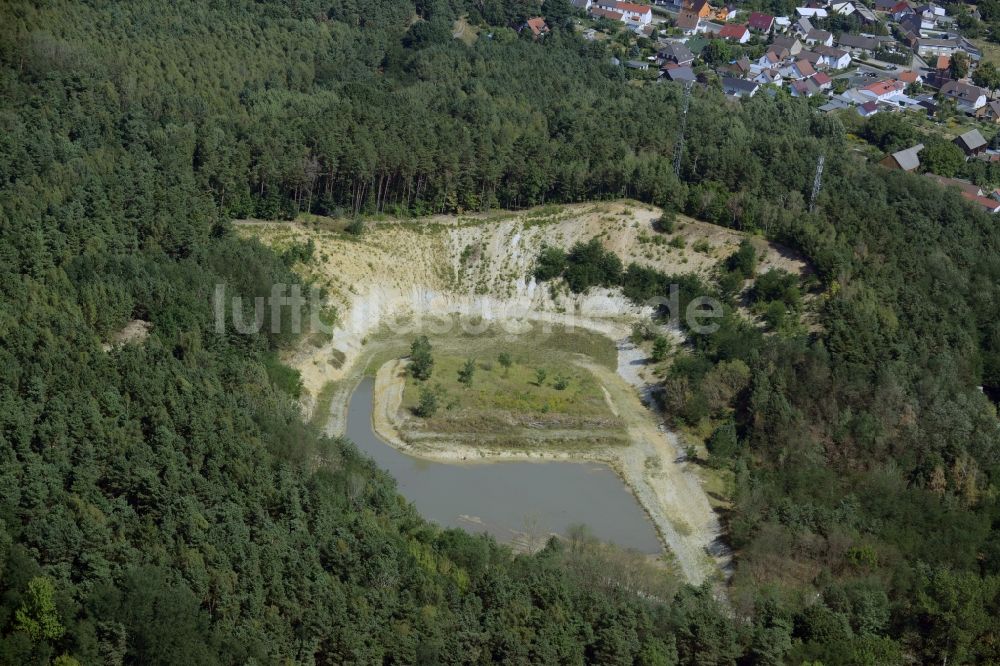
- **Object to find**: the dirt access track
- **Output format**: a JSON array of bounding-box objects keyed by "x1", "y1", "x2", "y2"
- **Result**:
[{"x1": 237, "y1": 200, "x2": 807, "y2": 585}]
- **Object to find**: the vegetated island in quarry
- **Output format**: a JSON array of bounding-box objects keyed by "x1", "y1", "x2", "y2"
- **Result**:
[{"x1": 239, "y1": 200, "x2": 808, "y2": 585}]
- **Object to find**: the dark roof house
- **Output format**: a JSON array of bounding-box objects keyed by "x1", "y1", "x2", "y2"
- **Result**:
[
  {"x1": 661, "y1": 42, "x2": 695, "y2": 65},
  {"x1": 837, "y1": 33, "x2": 879, "y2": 52},
  {"x1": 955, "y1": 129, "x2": 987, "y2": 155},
  {"x1": 880, "y1": 143, "x2": 924, "y2": 171},
  {"x1": 940, "y1": 80, "x2": 987, "y2": 110},
  {"x1": 748, "y1": 11, "x2": 775, "y2": 31},
  {"x1": 722, "y1": 76, "x2": 760, "y2": 97},
  {"x1": 666, "y1": 65, "x2": 698, "y2": 82}
]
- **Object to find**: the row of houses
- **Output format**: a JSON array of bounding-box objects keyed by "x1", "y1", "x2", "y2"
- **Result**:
[{"x1": 578, "y1": 0, "x2": 654, "y2": 25}]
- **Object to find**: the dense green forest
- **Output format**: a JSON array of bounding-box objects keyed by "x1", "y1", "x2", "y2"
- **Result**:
[{"x1": 2, "y1": 0, "x2": 1000, "y2": 663}]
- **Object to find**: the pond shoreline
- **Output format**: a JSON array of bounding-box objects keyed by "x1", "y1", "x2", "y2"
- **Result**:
[{"x1": 353, "y1": 340, "x2": 730, "y2": 586}]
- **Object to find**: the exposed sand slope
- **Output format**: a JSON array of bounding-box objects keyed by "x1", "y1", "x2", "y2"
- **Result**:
[{"x1": 237, "y1": 200, "x2": 806, "y2": 409}]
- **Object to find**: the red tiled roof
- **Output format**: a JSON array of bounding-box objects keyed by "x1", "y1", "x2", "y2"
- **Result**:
[
  {"x1": 615, "y1": 1, "x2": 652, "y2": 13},
  {"x1": 526, "y1": 17, "x2": 548, "y2": 35},
  {"x1": 936, "y1": 55, "x2": 950, "y2": 70},
  {"x1": 812, "y1": 71, "x2": 832, "y2": 85},
  {"x1": 795, "y1": 59, "x2": 815, "y2": 76},
  {"x1": 862, "y1": 78, "x2": 904, "y2": 95},
  {"x1": 748, "y1": 11, "x2": 774, "y2": 30},
  {"x1": 719, "y1": 23, "x2": 748, "y2": 39},
  {"x1": 593, "y1": 7, "x2": 625, "y2": 19},
  {"x1": 898, "y1": 70, "x2": 919, "y2": 83},
  {"x1": 676, "y1": 10, "x2": 700, "y2": 28},
  {"x1": 962, "y1": 191, "x2": 1000, "y2": 212}
]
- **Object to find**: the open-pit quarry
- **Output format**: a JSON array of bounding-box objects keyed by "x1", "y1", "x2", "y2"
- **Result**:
[{"x1": 237, "y1": 200, "x2": 807, "y2": 585}]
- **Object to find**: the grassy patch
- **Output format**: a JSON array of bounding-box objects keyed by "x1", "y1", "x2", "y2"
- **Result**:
[
  {"x1": 402, "y1": 354, "x2": 610, "y2": 420},
  {"x1": 972, "y1": 38, "x2": 1000, "y2": 66},
  {"x1": 385, "y1": 326, "x2": 627, "y2": 450}
]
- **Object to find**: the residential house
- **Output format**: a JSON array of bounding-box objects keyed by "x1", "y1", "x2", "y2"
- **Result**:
[
  {"x1": 782, "y1": 58, "x2": 816, "y2": 79},
  {"x1": 975, "y1": 99, "x2": 1000, "y2": 123},
  {"x1": 814, "y1": 45, "x2": 851, "y2": 68},
  {"x1": 772, "y1": 35, "x2": 803, "y2": 55},
  {"x1": 685, "y1": 0, "x2": 713, "y2": 18},
  {"x1": 525, "y1": 17, "x2": 550, "y2": 37},
  {"x1": 820, "y1": 98, "x2": 851, "y2": 111},
  {"x1": 874, "y1": 0, "x2": 897, "y2": 11},
  {"x1": 715, "y1": 4, "x2": 739, "y2": 20},
  {"x1": 831, "y1": 1, "x2": 856, "y2": 15},
  {"x1": 701, "y1": 21, "x2": 726, "y2": 35},
  {"x1": 916, "y1": 37, "x2": 963, "y2": 58},
  {"x1": 796, "y1": 49, "x2": 823, "y2": 68},
  {"x1": 926, "y1": 174, "x2": 985, "y2": 196},
  {"x1": 721, "y1": 56, "x2": 752, "y2": 76},
  {"x1": 722, "y1": 76, "x2": 760, "y2": 96},
  {"x1": 666, "y1": 65, "x2": 698, "y2": 82},
  {"x1": 837, "y1": 33, "x2": 880, "y2": 54},
  {"x1": 861, "y1": 78, "x2": 906, "y2": 101},
  {"x1": 812, "y1": 71, "x2": 833, "y2": 89},
  {"x1": 769, "y1": 45, "x2": 791, "y2": 60},
  {"x1": 748, "y1": 11, "x2": 775, "y2": 32},
  {"x1": 615, "y1": 1, "x2": 654, "y2": 23},
  {"x1": 970, "y1": 195, "x2": 1000, "y2": 213},
  {"x1": 758, "y1": 50, "x2": 784, "y2": 67},
  {"x1": 841, "y1": 88, "x2": 872, "y2": 105},
  {"x1": 805, "y1": 29, "x2": 834, "y2": 47},
  {"x1": 940, "y1": 80, "x2": 988, "y2": 112},
  {"x1": 754, "y1": 68, "x2": 784, "y2": 84},
  {"x1": 791, "y1": 77, "x2": 821, "y2": 96},
  {"x1": 719, "y1": 23, "x2": 751, "y2": 43},
  {"x1": 889, "y1": 1, "x2": 914, "y2": 21},
  {"x1": 857, "y1": 100, "x2": 880, "y2": 116},
  {"x1": 909, "y1": 9, "x2": 937, "y2": 30},
  {"x1": 898, "y1": 70, "x2": 922, "y2": 84},
  {"x1": 796, "y1": 7, "x2": 828, "y2": 18},
  {"x1": 955, "y1": 129, "x2": 988, "y2": 156},
  {"x1": 675, "y1": 10, "x2": 702, "y2": 33},
  {"x1": 898, "y1": 14, "x2": 927, "y2": 37},
  {"x1": 572, "y1": 0, "x2": 593, "y2": 10},
  {"x1": 917, "y1": 37, "x2": 981, "y2": 60},
  {"x1": 591, "y1": 7, "x2": 625, "y2": 20},
  {"x1": 660, "y1": 42, "x2": 695, "y2": 65},
  {"x1": 916, "y1": 2, "x2": 945, "y2": 16},
  {"x1": 854, "y1": 4, "x2": 879, "y2": 22},
  {"x1": 794, "y1": 17, "x2": 814, "y2": 38},
  {"x1": 928, "y1": 175, "x2": 1000, "y2": 212},
  {"x1": 879, "y1": 143, "x2": 924, "y2": 171},
  {"x1": 594, "y1": 0, "x2": 654, "y2": 23},
  {"x1": 626, "y1": 59, "x2": 650, "y2": 70}
]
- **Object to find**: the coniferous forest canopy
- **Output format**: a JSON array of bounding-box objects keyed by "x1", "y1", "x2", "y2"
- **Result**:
[{"x1": 2, "y1": 0, "x2": 1000, "y2": 663}]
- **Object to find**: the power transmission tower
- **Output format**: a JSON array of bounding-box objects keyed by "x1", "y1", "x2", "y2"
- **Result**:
[
  {"x1": 672, "y1": 81, "x2": 693, "y2": 178},
  {"x1": 809, "y1": 153, "x2": 825, "y2": 213}
]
